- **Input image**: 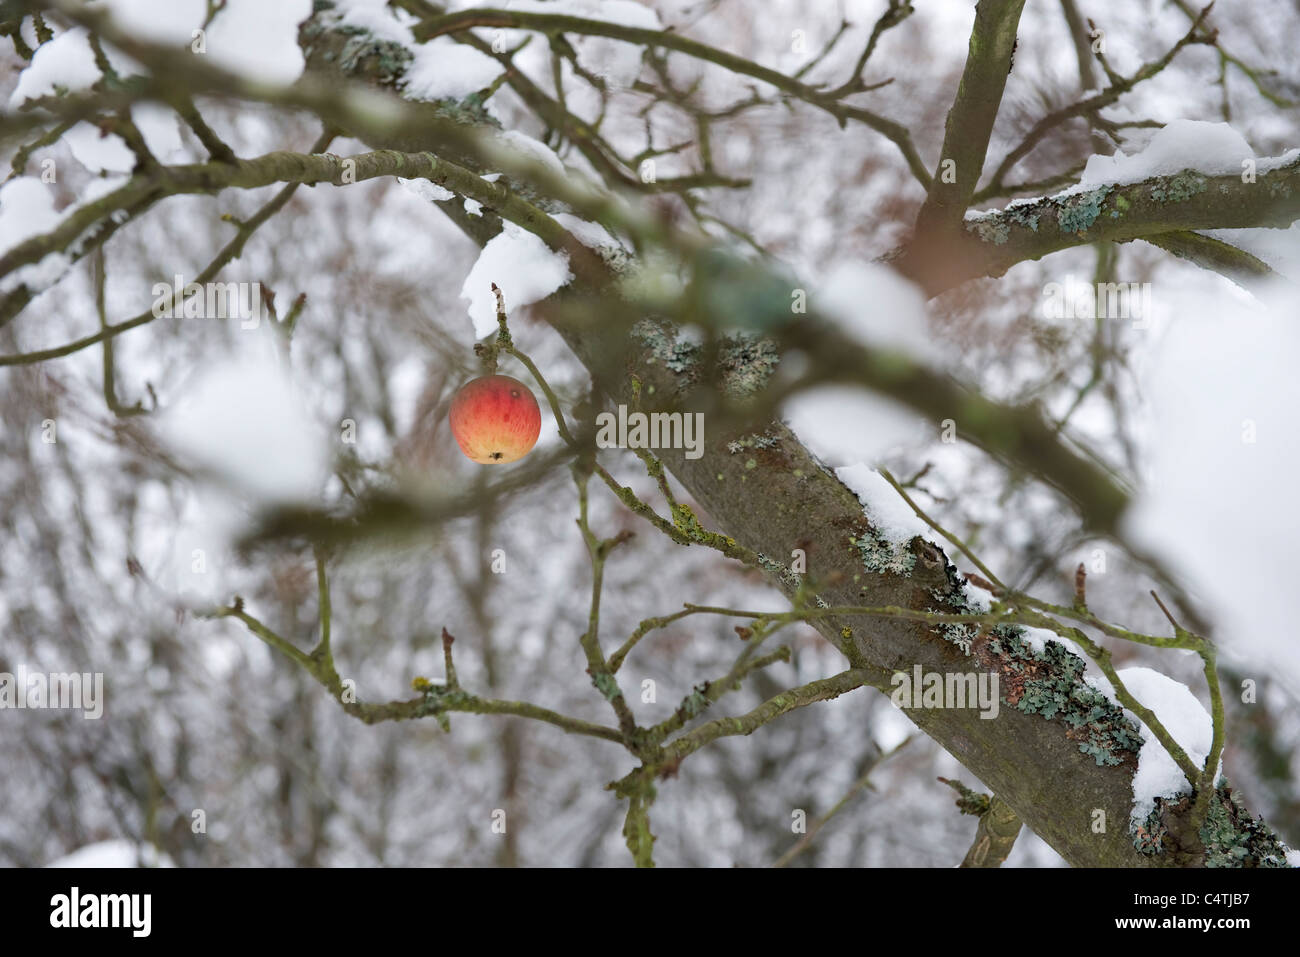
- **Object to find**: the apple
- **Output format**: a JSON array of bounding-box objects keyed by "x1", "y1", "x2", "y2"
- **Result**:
[{"x1": 448, "y1": 374, "x2": 542, "y2": 464}]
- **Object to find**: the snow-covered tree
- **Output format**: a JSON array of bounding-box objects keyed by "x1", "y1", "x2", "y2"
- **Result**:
[{"x1": 2, "y1": 0, "x2": 1298, "y2": 868}]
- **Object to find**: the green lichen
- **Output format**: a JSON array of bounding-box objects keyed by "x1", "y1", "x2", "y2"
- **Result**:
[
  {"x1": 965, "y1": 216, "x2": 1011, "y2": 245},
  {"x1": 756, "y1": 551, "x2": 804, "y2": 590},
  {"x1": 926, "y1": 576, "x2": 981, "y2": 655},
  {"x1": 940, "y1": 777, "x2": 991, "y2": 816},
  {"x1": 925, "y1": 567, "x2": 1139, "y2": 766},
  {"x1": 631, "y1": 318, "x2": 702, "y2": 390},
  {"x1": 674, "y1": 684, "x2": 712, "y2": 722},
  {"x1": 1006, "y1": 205, "x2": 1041, "y2": 232},
  {"x1": 1149, "y1": 171, "x2": 1207, "y2": 203},
  {"x1": 1135, "y1": 784, "x2": 1293, "y2": 866},
  {"x1": 305, "y1": 6, "x2": 500, "y2": 133},
  {"x1": 988, "y1": 623, "x2": 1144, "y2": 766},
  {"x1": 1132, "y1": 804, "x2": 1171, "y2": 855},
  {"x1": 341, "y1": 31, "x2": 410, "y2": 81},
  {"x1": 726, "y1": 430, "x2": 781, "y2": 454},
  {"x1": 672, "y1": 503, "x2": 737, "y2": 551},
  {"x1": 718, "y1": 333, "x2": 780, "y2": 397},
  {"x1": 1200, "y1": 785, "x2": 1291, "y2": 867},
  {"x1": 1056, "y1": 186, "x2": 1112, "y2": 235},
  {"x1": 591, "y1": 671, "x2": 624, "y2": 702},
  {"x1": 411, "y1": 682, "x2": 473, "y2": 731},
  {"x1": 631, "y1": 321, "x2": 779, "y2": 399},
  {"x1": 848, "y1": 528, "x2": 917, "y2": 576}
]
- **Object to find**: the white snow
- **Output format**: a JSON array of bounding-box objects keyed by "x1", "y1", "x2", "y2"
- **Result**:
[
  {"x1": 398, "y1": 176, "x2": 455, "y2": 203},
  {"x1": 1016, "y1": 626, "x2": 1087, "y2": 662},
  {"x1": 158, "y1": 336, "x2": 331, "y2": 504},
  {"x1": 814, "y1": 260, "x2": 934, "y2": 357},
  {"x1": 872, "y1": 703, "x2": 915, "y2": 751},
  {"x1": 835, "y1": 464, "x2": 931, "y2": 544},
  {"x1": 464, "y1": 197, "x2": 484, "y2": 216},
  {"x1": 0, "y1": 177, "x2": 61, "y2": 257},
  {"x1": 62, "y1": 103, "x2": 184, "y2": 174},
  {"x1": 47, "y1": 839, "x2": 174, "y2": 868},
  {"x1": 1125, "y1": 280, "x2": 1300, "y2": 694},
  {"x1": 68, "y1": 173, "x2": 130, "y2": 211},
  {"x1": 554, "y1": 211, "x2": 621, "y2": 250},
  {"x1": 1113, "y1": 667, "x2": 1215, "y2": 826},
  {"x1": 0, "y1": 176, "x2": 78, "y2": 296},
  {"x1": 1080, "y1": 119, "x2": 1254, "y2": 188},
  {"x1": 963, "y1": 581, "x2": 996, "y2": 611},
  {"x1": 331, "y1": 0, "x2": 416, "y2": 44},
  {"x1": 1259, "y1": 147, "x2": 1300, "y2": 173},
  {"x1": 783, "y1": 385, "x2": 927, "y2": 467},
  {"x1": 460, "y1": 222, "x2": 572, "y2": 337},
  {"x1": 7, "y1": 27, "x2": 133, "y2": 106},
  {"x1": 100, "y1": 0, "x2": 206, "y2": 46},
  {"x1": 404, "y1": 37, "x2": 504, "y2": 101},
  {"x1": 205, "y1": 0, "x2": 314, "y2": 85},
  {"x1": 10, "y1": 0, "x2": 306, "y2": 103},
  {"x1": 1201, "y1": 221, "x2": 1300, "y2": 281},
  {"x1": 135, "y1": 102, "x2": 183, "y2": 160},
  {"x1": 491, "y1": 129, "x2": 568, "y2": 179},
  {"x1": 64, "y1": 121, "x2": 134, "y2": 173}
]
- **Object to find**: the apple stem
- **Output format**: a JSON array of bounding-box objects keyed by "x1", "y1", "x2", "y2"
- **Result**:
[{"x1": 490, "y1": 282, "x2": 514, "y2": 349}]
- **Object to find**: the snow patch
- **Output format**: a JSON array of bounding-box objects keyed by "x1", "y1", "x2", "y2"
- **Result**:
[
  {"x1": 398, "y1": 176, "x2": 454, "y2": 203},
  {"x1": 783, "y1": 386, "x2": 927, "y2": 468},
  {"x1": 1125, "y1": 282, "x2": 1300, "y2": 694},
  {"x1": 101, "y1": 0, "x2": 206, "y2": 46},
  {"x1": 1080, "y1": 119, "x2": 1253, "y2": 188},
  {"x1": 554, "y1": 212, "x2": 622, "y2": 251},
  {"x1": 814, "y1": 261, "x2": 934, "y2": 357},
  {"x1": 1117, "y1": 667, "x2": 1215, "y2": 826},
  {"x1": 8, "y1": 27, "x2": 133, "y2": 106},
  {"x1": 206, "y1": 0, "x2": 314, "y2": 85},
  {"x1": 62, "y1": 103, "x2": 184, "y2": 174},
  {"x1": 330, "y1": 0, "x2": 417, "y2": 44},
  {"x1": 460, "y1": 222, "x2": 572, "y2": 338},
  {"x1": 64, "y1": 122, "x2": 135, "y2": 173},
  {"x1": 1200, "y1": 222, "x2": 1300, "y2": 281},
  {"x1": 47, "y1": 840, "x2": 174, "y2": 868},
  {"x1": 158, "y1": 336, "x2": 331, "y2": 504},
  {"x1": 404, "y1": 37, "x2": 504, "y2": 100},
  {"x1": 0, "y1": 177, "x2": 61, "y2": 258},
  {"x1": 835, "y1": 465, "x2": 931, "y2": 544},
  {"x1": 491, "y1": 129, "x2": 567, "y2": 178}
]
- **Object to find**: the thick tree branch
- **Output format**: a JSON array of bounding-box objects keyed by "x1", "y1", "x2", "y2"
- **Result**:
[
  {"x1": 901, "y1": 156, "x2": 1300, "y2": 295},
  {"x1": 912, "y1": 0, "x2": 1027, "y2": 237}
]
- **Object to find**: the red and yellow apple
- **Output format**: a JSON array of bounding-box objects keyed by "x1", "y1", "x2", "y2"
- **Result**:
[{"x1": 448, "y1": 374, "x2": 541, "y2": 464}]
